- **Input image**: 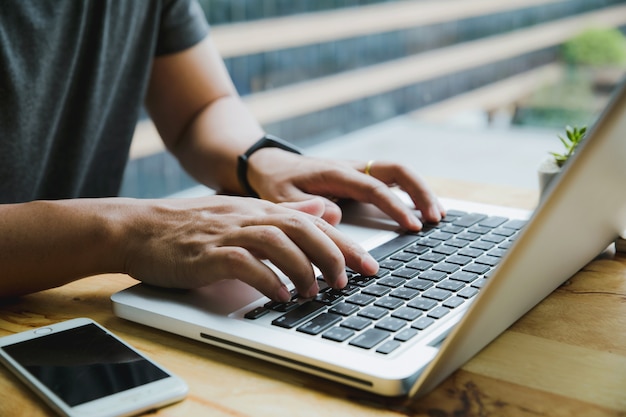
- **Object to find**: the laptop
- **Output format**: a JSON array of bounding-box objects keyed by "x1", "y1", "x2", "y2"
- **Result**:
[{"x1": 112, "y1": 78, "x2": 626, "y2": 398}]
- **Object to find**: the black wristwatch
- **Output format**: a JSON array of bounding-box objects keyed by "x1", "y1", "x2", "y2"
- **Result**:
[{"x1": 237, "y1": 134, "x2": 302, "y2": 198}]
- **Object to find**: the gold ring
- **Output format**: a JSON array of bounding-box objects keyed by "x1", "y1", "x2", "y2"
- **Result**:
[{"x1": 364, "y1": 160, "x2": 375, "y2": 176}]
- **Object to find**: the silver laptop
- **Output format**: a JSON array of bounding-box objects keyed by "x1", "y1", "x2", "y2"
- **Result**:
[{"x1": 112, "y1": 78, "x2": 626, "y2": 398}]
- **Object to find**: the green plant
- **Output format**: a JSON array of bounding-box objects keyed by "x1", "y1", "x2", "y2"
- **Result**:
[
  {"x1": 562, "y1": 28, "x2": 626, "y2": 67},
  {"x1": 551, "y1": 125, "x2": 586, "y2": 167}
]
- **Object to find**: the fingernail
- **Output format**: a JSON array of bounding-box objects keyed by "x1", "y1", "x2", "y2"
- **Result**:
[
  {"x1": 408, "y1": 214, "x2": 423, "y2": 231},
  {"x1": 362, "y1": 255, "x2": 379, "y2": 275},
  {"x1": 277, "y1": 286, "x2": 291, "y2": 303},
  {"x1": 306, "y1": 280, "x2": 319, "y2": 298},
  {"x1": 334, "y1": 271, "x2": 348, "y2": 289}
]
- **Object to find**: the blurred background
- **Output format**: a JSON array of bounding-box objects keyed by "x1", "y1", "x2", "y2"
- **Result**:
[{"x1": 122, "y1": 0, "x2": 626, "y2": 198}]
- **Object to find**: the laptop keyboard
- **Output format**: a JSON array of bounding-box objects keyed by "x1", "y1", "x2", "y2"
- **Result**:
[{"x1": 244, "y1": 210, "x2": 526, "y2": 355}]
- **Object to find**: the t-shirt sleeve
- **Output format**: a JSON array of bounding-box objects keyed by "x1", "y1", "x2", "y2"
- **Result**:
[{"x1": 155, "y1": 0, "x2": 210, "y2": 56}]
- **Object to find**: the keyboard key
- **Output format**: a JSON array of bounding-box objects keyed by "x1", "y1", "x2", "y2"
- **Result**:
[
  {"x1": 391, "y1": 267, "x2": 420, "y2": 279},
  {"x1": 349, "y1": 328, "x2": 390, "y2": 349},
  {"x1": 392, "y1": 307, "x2": 423, "y2": 321},
  {"x1": 405, "y1": 278, "x2": 433, "y2": 291},
  {"x1": 446, "y1": 255, "x2": 473, "y2": 266},
  {"x1": 499, "y1": 241, "x2": 514, "y2": 250},
  {"x1": 422, "y1": 288, "x2": 452, "y2": 301},
  {"x1": 297, "y1": 313, "x2": 342, "y2": 335},
  {"x1": 443, "y1": 296, "x2": 465, "y2": 308},
  {"x1": 369, "y1": 234, "x2": 420, "y2": 261},
  {"x1": 378, "y1": 276, "x2": 406, "y2": 288},
  {"x1": 468, "y1": 225, "x2": 492, "y2": 235},
  {"x1": 445, "y1": 238, "x2": 469, "y2": 248},
  {"x1": 453, "y1": 213, "x2": 487, "y2": 227},
  {"x1": 463, "y1": 263, "x2": 491, "y2": 274},
  {"x1": 441, "y1": 224, "x2": 464, "y2": 234},
  {"x1": 395, "y1": 328, "x2": 419, "y2": 342},
  {"x1": 244, "y1": 306, "x2": 270, "y2": 320},
  {"x1": 380, "y1": 259, "x2": 403, "y2": 270},
  {"x1": 432, "y1": 245, "x2": 457, "y2": 256},
  {"x1": 416, "y1": 237, "x2": 442, "y2": 248},
  {"x1": 404, "y1": 244, "x2": 430, "y2": 255},
  {"x1": 428, "y1": 306, "x2": 450, "y2": 319},
  {"x1": 314, "y1": 289, "x2": 344, "y2": 305},
  {"x1": 349, "y1": 275, "x2": 376, "y2": 287},
  {"x1": 407, "y1": 298, "x2": 437, "y2": 311},
  {"x1": 412, "y1": 317, "x2": 435, "y2": 330},
  {"x1": 358, "y1": 306, "x2": 389, "y2": 320},
  {"x1": 322, "y1": 327, "x2": 354, "y2": 342},
  {"x1": 479, "y1": 216, "x2": 508, "y2": 228},
  {"x1": 419, "y1": 270, "x2": 446, "y2": 282},
  {"x1": 329, "y1": 302, "x2": 359, "y2": 316},
  {"x1": 341, "y1": 316, "x2": 372, "y2": 331},
  {"x1": 458, "y1": 247, "x2": 484, "y2": 258},
  {"x1": 347, "y1": 293, "x2": 376, "y2": 306},
  {"x1": 450, "y1": 271, "x2": 479, "y2": 283},
  {"x1": 492, "y1": 227, "x2": 516, "y2": 237},
  {"x1": 362, "y1": 284, "x2": 391, "y2": 297},
  {"x1": 272, "y1": 301, "x2": 327, "y2": 329},
  {"x1": 481, "y1": 234, "x2": 506, "y2": 244},
  {"x1": 470, "y1": 241, "x2": 495, "y2": 251},
  {"x1": 432, "y1": 262, "x2": 460, "y2": 274},
  {"x1": 487, "y1": 248, "x2": 508, "y2": 258},
  {"x1": 375, "y1": 296, "x2": 404, "y2": 310},
  {"x1": 390, "y1": 252, "x2": 416, "y2": 262},
  {"x1": 457, "y1": 231, "x2": 481, "y2": 241},
  {"x1": 420, "y1": 252, "x2": 445, "y2": 263},
  {"x1": 475, "y1": 255, "x2": 500, "y2": 266},
  {"x1": 376, "y1": 340, "x2": 402, "y2": 354},
  {"x1": 458, "y1": 287, "x2": 479, "y2": 299},
  {"x1": 471, "y1": 278, "x2": 488, "y2": 289},
  {"x1": 430, "y1": 231, "x2": 454, "y2": 241},
  {"x1": 406, "y1": 260, "x2": 433, "y2": 271},
  {"x1": 436, "y1": 279, "x2": 465, "y2": 292},
  {"x1": 265, "y1": 300, "x2": 300, "y2": 312},
  {"x1": 376, "y1": 317, "x2": 407, "y2": 332},
  {"x1": 443, "y1": 209, "x2": 467, "y2": 218},
  {"x1": 502, "y1": 219, "x2": 527, "y2": 230},
  {"x1": 390, "y1": 287, "x2": 419, "y2": 300}
]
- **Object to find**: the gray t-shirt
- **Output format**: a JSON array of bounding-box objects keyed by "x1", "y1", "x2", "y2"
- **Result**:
[{"x1": 0, "y1": 0, "x2": 209, "y2": 203}]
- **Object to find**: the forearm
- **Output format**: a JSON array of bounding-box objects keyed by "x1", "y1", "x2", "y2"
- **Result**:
[
  {"x1": 0, "y1": 199, "x2": 127, "y2": 297},
  {"x1": 145, "y1": 36, "x2": 264, "y2": 194},
  {"x1": 172, "y1": 94, "x2": 264, "y2": 194}
]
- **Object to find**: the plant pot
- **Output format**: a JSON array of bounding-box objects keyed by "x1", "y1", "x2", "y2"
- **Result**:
[{"x1": 538, "y1": 157, "x2": 561, "y2": 200}]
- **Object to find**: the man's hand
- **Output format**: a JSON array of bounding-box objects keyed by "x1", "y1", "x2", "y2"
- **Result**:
[
  {"x1": 246, "y1": 148, "x2": 446, "y2": 230},
  {"x1": 121, "y1": 196, "x2": 378, "y2": 302}
]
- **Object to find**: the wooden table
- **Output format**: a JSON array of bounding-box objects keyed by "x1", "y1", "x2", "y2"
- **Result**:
[{"x1": 1, "y1": 178, "x2": 625, "y2": 416}]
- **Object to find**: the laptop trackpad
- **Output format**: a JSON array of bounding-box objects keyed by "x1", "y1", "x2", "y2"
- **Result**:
[{"x1": 136, "y1": 279, "x2": 264, "y2": 316}]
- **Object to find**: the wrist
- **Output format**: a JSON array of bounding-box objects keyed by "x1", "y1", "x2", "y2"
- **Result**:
[{"x1": 237, "y1": 134, "x2": 301, "y2": 198}]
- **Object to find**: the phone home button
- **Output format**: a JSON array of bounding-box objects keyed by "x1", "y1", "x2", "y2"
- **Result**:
[{"x1": 34, "y1": 328, "x2": 53, "y2": 335}]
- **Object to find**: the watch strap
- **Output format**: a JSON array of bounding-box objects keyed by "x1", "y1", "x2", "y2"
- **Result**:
[{"x1": 237, "y1": 134, "x2": 302, "y2": 198}]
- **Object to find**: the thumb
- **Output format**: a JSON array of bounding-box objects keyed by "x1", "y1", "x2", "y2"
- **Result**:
[
  {"x1": 279, "y1": 197, "x2": 343, "y2": 226},
  {"x1": 279, "y1": 198, "x2": 326, "y2": 217}
]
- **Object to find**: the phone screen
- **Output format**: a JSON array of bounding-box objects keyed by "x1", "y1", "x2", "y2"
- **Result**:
[{"x1": 2, "y1": 323, "x2": 169, "y2": 407}]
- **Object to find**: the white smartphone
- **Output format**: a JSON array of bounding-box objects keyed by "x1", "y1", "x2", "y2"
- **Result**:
[{"x1": 0, "y1": 317, "x2": 188, "y2": 417}]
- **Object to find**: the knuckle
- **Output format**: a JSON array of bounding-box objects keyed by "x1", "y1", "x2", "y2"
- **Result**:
[
  {"x1": 257, "y1": 225, "x2": 288, "y2": 246},
  {"x1": 220, "y1": 246, "x2": 253, "y2": 266}
]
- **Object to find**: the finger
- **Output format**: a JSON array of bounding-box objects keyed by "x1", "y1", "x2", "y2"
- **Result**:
[
  {"x1": 276, "y1": 190, "x2": 343, "y2": 226},
  {"x1": 362, "y1": 162, "x2": 445, "y2": 224},
  {"x1": 200, "y1": 246, "x2": 292, "y2": 302},
  {"x1": 307, "y1": 215, "x2": 379, "y2": 280},
  {"x1": 279, "y1": 198, "x2": 326, "y2": 218},
  {"x1": 334, "y1": 169, "x2": 425, "y2": 230},
  {"x1": 220, "y1": 225, "x2": 321, "y2": 298}
]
